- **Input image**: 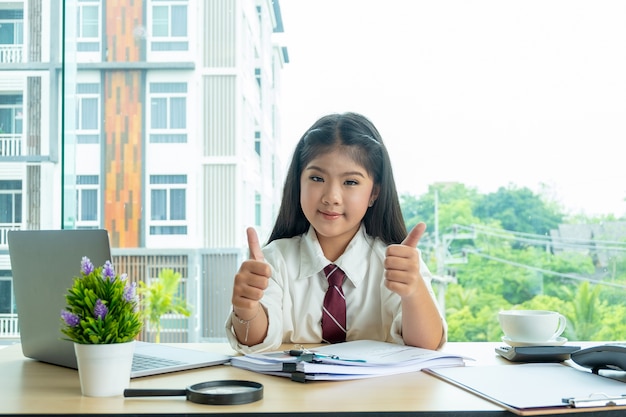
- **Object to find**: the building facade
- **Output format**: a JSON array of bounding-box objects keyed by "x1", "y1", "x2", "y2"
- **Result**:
[{"x1": 0, "y1": 0, "x2": 287, "y2": 341}]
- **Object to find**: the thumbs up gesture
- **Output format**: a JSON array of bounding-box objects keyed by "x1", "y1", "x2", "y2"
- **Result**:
[
  {"x1": 384, "y1": 222, "x2": 427, "y2": 298},
  {"x1": 232, "y1": 228, "x2": 271, "y2": 314}
]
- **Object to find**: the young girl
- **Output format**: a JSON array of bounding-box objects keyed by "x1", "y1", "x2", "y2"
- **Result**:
[{"x1": 226, "y1": 112, "x2": 446, "y2": 353}]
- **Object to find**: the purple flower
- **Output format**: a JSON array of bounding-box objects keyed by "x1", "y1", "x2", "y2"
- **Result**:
[
  {"x1": 101, "y1": 260, "x2": 115, "y2": 281},
  {"x1": 123, "y1": 282, "x2": 136, "y2": 303},
  {"x1": 94, "y1": 299, "x2": 108, "y2": 320},
  {"x1": 81, "y1": 256, "x2": 94, "y2": 275},
  {"x1": 61, "y1": 310, "x2": 80, "y2": 327}
]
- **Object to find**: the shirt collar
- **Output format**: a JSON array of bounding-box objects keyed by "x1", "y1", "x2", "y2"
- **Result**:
[{"x1": 298, "y1": 224, "x2": 375, "y2": 287}]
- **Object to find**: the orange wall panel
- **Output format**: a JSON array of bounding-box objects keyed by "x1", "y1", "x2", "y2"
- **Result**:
[
  {"x1": 102, "y1": 1, "x2": 145, "y2": 247},
  {"x1": 103, "y1": 72, "x2": 143, "y2": 248}
]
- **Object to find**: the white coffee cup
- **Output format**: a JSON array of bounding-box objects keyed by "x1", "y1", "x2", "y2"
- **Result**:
[{"x1": 498, "y1": 310, "x2": 567, "y2": 342}]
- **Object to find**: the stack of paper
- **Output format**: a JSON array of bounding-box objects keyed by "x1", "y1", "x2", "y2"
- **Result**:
[{"x1": 230, "y1": 340, "x2": 470, "y2": 382}]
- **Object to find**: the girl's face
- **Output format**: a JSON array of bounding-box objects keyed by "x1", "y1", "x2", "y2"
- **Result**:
[{"x1": 300, "y1": 147, "x2": 379, "y2": 260}]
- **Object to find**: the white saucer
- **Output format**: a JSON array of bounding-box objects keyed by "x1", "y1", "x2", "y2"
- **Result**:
[{"x1": 501, "y1": 336, "x2": 568, "y2": 347}]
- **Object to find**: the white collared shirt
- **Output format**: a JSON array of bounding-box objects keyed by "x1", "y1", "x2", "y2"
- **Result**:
[{"x1": 226, "y1": 224, "x2": 445, "y2": 353}]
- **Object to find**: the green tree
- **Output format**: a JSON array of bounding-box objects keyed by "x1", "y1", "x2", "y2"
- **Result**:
[
  {"x1": 594, "y1": 304, "x2": 626, "y2": 341},
  {"x1": 400, "y1": 181, "x2": 626, "y2": 342},
  {"x1": 566, "y1": 281, "x2": 603, "y2": 341},
  {"x1": 401, "y1": 182, "x2": 480, "y2": 234},
  {"x1": 139, "y1": 269, "x2": 191, "y2": 343},
  {"x1": 474, "y1": 184, "x2": 564, "y2": 238},
  {"x1": 445, "y1": 284, "x2": 509, "y2": 342},
  {"x1": 540, "y1": 251, "x2": 595, "y2": 300}
]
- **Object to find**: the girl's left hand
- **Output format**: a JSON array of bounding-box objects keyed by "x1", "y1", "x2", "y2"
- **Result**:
[{"x1": 383, "y1": 222, "x2": 426, "y2": 298}]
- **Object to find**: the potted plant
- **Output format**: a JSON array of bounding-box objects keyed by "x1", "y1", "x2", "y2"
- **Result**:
[{"x1": 60, "y1": 256, "x2": 142, "y2": 397}]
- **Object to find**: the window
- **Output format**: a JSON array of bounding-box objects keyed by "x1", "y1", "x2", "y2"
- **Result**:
[
  {"x1": 149, "y1": 82, "x2": 187, "y2": 143},
  {"x1": 75, "y1": 175, "x2": 99, "y2": 228},
  {"x1": 77, "y1": 0, "x2": 101, "y2": 52},
  {"x1": 149, "y1": 175, "x2": 187, "y2": 235},
  {"x1": 0, "y1": 10, "x2": 24, "y2": 46},
  {"x1": 0, "y1": 180, "x2": 22, "y2": 226},
  {"x1": 254, "y1": 130, "x2": 261, "y2": 156},
  {"x1": 4, "y1": 0, "x2": 620, "y2": 346},
  {"x1": 0, "y1": 271, "x2": 12, "y2": 314},
  {"x1": 0, "y1": 95, "x2": 22, "y2": 157},
  {"x1": 76, "y1": 83, "x2": 100, "y2": 144},
  {"x1": 0, "y1": 95, "x2": 23, "y2": 135},
  {"x1": 151, "y1": 0, "x2": 188, "y2": 51}
]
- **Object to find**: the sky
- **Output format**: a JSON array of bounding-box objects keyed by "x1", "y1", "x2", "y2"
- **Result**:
[{"x1": 276, "y1": 0, "x2": 626, "y2": 218}]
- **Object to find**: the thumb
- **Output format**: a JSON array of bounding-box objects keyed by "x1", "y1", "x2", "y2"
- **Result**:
[
  {"x1": 246, "y1": 227, "x2": 265, "y2": 261},
  {"x1": 401, "y1": 222, "x2": 426, "y2": 247}
]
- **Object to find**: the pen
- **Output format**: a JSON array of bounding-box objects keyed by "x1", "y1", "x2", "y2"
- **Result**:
[{"x1": 286, "y1": 349, "x2": 366, "y2": 362}]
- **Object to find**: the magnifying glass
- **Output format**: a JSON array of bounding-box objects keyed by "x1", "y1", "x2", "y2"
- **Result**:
[{"x1": 124, "y1": 380, "x2": 263, "y2": 405}]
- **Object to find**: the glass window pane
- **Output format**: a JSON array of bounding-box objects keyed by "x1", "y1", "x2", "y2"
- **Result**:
[
  {"x1": 0, "y1": 280, "x2": 11, "y2": 314},
  {"x1": 14, "y1": 193, "x2": 21, "y2": 223},
  {"x1": 170, "y1": 189, "x2": 186, "y2": 220},
  {"x1": 151, "y1": 189, "x2": 167, "y2": 220},
  {"x1": 171, "y1": 6, "x2": 187, "y2": 37},
  {"x1": 82, "y1": 6, "x2": 99, "y2": 38},
  {"x1": 151, "y1": 98, "x2": 167, "y2": 128},
  {"x1": 0, "y1": 23, "x2": 15, "y2": 44},
  {"x1": 77, "y1": 175, "x2": 98, "y2": 185},
  {"x1": 81, "y1": 98, "x2": 98, "y2": 130},
  {"x1": 0, "y1": 194, "x2": 12, "y2": 223},
  {"x1": 0, "y1": 180, "x2": 20, "y2": 190},
  {"x1": 152, "y1": 6, "x2": 169, "y2": 37},
  {"x1": 170, "y1": 97, "x2": 186, "y2": 129},
  {"x1": 80, "y1": 190, "x2": 98, "y2": 221},
  {"x1": 0, "y1": 109, "x2": 11, "y2": 132},
  {"x1": 151, "y1": 82, "x2": 186, "y2": 94}
]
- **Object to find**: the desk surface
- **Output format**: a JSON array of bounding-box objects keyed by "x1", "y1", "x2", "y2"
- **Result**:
[{"x1": 0, "y1": 341, "x2": 623, "y2": 417}]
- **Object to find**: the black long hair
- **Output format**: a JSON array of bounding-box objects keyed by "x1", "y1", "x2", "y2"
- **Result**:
[{"x1": 268, "y1": 112, "x2": 407, "y2": 245}]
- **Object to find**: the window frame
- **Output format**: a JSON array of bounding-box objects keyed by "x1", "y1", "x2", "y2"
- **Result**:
[
  {"x1": 149, "y1": 0, "x2": 189, "y2": 52},
  {"x1": 148, "y1": 174, "x2": 188, "y2": 235},
  {"x1": 76, "y1": 0, "x2": 101, "y2": 53},
  {"x1": 76, "y1": 83, "x2": 100, "y2": 144},
  {"x1": 148, "y1": 82, "x2": 188, "y2": 144},
  {"x1": 75, "y1": 174, "x2": 100, "y2": 228},
  {"x1": 0, "y1": 180, "x2": 22, "y2": 226}
]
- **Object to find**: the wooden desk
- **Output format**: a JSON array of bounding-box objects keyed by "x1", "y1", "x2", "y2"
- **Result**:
[{"x1": 0, "y1": 342, "x2": 623, "y2": 416}]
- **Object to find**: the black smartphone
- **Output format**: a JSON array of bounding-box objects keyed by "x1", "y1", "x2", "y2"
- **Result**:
[{"x1": 495, "y1": 345, "x2": 581, "y2": 362}]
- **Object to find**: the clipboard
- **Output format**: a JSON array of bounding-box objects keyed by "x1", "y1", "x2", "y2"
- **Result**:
[{"x1": 423, "y1": 363, "x2": 626, "y2": 416}]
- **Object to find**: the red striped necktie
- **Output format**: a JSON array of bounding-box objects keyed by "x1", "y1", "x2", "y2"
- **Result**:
[{"x1": 322, "y1": 264, "x2": 347, "y2": 343}]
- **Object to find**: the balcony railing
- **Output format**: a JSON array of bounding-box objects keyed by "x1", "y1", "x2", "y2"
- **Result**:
[
  {"x1": 0, "y1": 225, "x2": 21, "y2": 247},
  {"x1": 0, "y1": 45, "x2": 24, "y2": 64},
  {"x1": 0, "y1": 314, "x2": 19, "y2": 339},
  {"x1": 0, "y1": 134, "x2": 23, "y2": 157}
]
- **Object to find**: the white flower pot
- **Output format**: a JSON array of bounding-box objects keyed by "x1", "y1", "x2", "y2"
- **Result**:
[{"x1": 74, "y1": 340, "x2": 135, "y2": 397}]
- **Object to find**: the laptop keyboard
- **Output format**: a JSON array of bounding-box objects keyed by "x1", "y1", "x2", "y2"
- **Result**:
[{"x1": 132, "y1": 353, "x2": 186, "y2": 371}]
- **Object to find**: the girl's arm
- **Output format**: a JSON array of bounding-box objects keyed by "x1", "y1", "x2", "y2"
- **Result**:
[
  {"x1": 384, "y1": 223, "x2": 445, "y2": 350},
  {"x1": 231, "y1": 228, "x2": 271, "y2": 346}
]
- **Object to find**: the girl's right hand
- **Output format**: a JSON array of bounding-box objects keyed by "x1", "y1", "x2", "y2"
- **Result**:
[{"x1": 232, "y1": 228, "x2": 270, "y2": 318}]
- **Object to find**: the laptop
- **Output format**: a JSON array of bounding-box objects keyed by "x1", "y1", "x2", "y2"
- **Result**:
[{"x1": 8, "y1": 229, "x2": 231, "y2": 378}]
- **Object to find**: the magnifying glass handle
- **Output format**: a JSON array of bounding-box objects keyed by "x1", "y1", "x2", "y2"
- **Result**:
[{"x1": 124, "y1": 388, "x2": 187, "y2": 397}]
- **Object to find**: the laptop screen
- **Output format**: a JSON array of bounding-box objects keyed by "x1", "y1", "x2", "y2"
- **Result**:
[{"x1": 8, "y1": 229, "x2": 112, "y2": 369}]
